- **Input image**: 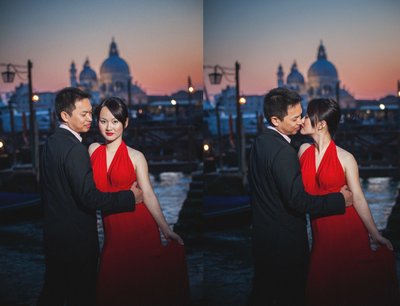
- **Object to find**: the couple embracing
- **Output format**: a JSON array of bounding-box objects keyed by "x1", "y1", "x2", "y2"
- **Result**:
[
  {"x1": 37, "y1": 87, "x2": 190, "y2": 306},
  {"x1": 249, "y1": 88, "x2": 399, "y2": 306}
]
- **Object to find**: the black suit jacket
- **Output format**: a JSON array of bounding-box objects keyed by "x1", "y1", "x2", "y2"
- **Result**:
[
  {"x1": 248, "y1": 129, "x2": 345, "y2": 266},
  {"x1": 40, "y1": 128, "x2": 135, "y2": 260}
]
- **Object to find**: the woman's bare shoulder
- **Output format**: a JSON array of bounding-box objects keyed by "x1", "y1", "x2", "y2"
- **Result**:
[
  {"x1": 127, "y1": 146, "x2": 145, "y2": 162},
  {"x1": 336, "y1": 145, "x2": 356, "y2": 165},
  {"x1": 298, "y1": 142, "x2": 312, "y2": 158},
  {"x1": 88, "y1": 142, "x2": 101, "y2": 156}
]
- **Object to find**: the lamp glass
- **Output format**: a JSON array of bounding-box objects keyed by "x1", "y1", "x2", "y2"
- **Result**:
[
  {"x1": 2, "y1": 70, "x2": 15, "y2": 83},
  {"x1": 208, "y1": 72, "x2": 222, "y2": 85}
]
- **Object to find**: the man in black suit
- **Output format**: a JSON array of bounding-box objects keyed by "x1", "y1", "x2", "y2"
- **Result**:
[
  {"x1": 248, "y1": 88, "x2": 353, "y2": 306},
  {"x1": 37, "y1": 87, "x2": 143, "y2": 306}
]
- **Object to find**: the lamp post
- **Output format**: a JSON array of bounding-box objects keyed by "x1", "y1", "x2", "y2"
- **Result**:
[
  {"x1": 215, "y1": 98, "x2": 224, "y2": 169},
  {"x1": 397, "y1": 80, "x2": 400, "y2": 98},
  {"x1": 127, "y1": 76, "x2": 132, "y2": 108},
  {"x1": 8, "y1": 100, "x2": 17, "y2": 165},
  {"x1": 171, "y1": 99, "x2": 179, "y2": 121},
  {"x1": 188, "y1": 76, "x2": 194, "y2": 115},
  {"x1": 204, "y1": 61, "x2": 245, "y2": 175},
  {"x1": 336, "y1": 80, "x2": 340, "y2": 106},
  {"x1": 1, "y1": 60, "x2": 36, "y2": 173}
]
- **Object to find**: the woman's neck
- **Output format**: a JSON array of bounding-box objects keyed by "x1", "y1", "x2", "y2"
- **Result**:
[
  {"x1": 312, "y1": 132, "x2": 331, "y2": 153},
  {"x1": 106, "y1": 138, "x2": 122, "y2": 153}
]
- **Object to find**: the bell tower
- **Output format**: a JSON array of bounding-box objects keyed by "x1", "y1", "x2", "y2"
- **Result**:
[{"x1": 70, "y1": 61, "x2": 77, "y2": 87}]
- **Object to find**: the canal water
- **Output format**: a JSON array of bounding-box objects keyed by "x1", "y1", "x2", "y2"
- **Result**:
[
  {"x1": 202, "y1": 177, "x2": 400, "y2": 306},
  {"x1": 0, "y1": 172, "x2": 191, "y2": 306},
  {"x1": 0, "y1": 175, "x2": 399, "y2": 305}
]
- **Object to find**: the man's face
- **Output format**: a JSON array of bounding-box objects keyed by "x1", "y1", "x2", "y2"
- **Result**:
[
  {"x1": 274, "y1": 103, "x2": 303, "y2": 136},
  {"x1": 63, "y1": 98, "x2": 93, "y2": 133}
]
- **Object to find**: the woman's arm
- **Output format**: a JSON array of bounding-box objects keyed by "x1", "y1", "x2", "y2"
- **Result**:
[
  {"x1": 342, "y1": 150, "x2": 393, "y2": 250},
  {"x1": 131, "y1": 148, "x2": 184, "y2": 245}
]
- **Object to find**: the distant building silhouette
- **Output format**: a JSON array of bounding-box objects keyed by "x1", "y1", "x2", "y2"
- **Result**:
[
  {"x1": 70, "y1": 38, "x2": 147, "y2": 105},
  {"x1": 277, "y1": 41, "x2": 356, "y2": 109}
]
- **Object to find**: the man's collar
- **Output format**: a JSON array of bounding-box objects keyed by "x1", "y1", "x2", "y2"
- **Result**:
[
  {"x1": 267, "y1": 126, "x2": 291, "y2": 143},
  {"x1": 59, "y1": 124, "x2": 82, "y2": 142}
]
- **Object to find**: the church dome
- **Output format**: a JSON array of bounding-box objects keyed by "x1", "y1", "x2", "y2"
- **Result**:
[
  {"x1": 100, "y1": 39, "x2": 130, "y2": 75},
  {"x1": 307, "y1": 42, "x2": 338, "y2": 79},
  {"x1": 287, "y1": 61, "x2": 305, "y2": 85},
  {"x1": 79, "y1": 58, "x2": 97, "y2": 82}
]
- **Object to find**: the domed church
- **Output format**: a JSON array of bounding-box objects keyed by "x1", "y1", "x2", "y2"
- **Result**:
[
  {"x1": 277, "y1": 41, "x2": 355, "y2": 109},
  {"x1": 70, "y1": 39, "x2": 147, "y2": 105}
]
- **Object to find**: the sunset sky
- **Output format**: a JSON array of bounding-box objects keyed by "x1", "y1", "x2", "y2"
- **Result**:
[
  {"x1": 204, "y1": 0, "x2": 400, "y2": 100},
  {"x1": 0, "y1": 0, "x2": 202, "y2": 95},
  {"x1": 1, "y1": 1, "x2": 399, "y2": 101}
]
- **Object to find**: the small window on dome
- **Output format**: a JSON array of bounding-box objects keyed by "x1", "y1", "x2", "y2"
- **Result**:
[
  {"x1": 114, "y1": 82, "x2": 124, "y2": 92},
  {"x1": 322, "y1": 85, "x2": 332, "y2": 95}
]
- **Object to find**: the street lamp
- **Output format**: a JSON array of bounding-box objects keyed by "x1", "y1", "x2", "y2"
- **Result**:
[
  {"x1": 1, "y1": 60, "x2": 36, "y2": 173},
  {"x1": 204, "y1": 61, "x2": 245, "y2": 175},
  {"x1": 188, "y1": 76, "x2": 194, "y2": 116},
  {"x1": 397, "y1": 80, "x2": 400, "y2": 98}
]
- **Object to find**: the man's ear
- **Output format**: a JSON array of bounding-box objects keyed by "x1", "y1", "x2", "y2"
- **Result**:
[
  {"x1": 60, "y1": 111, "x2": 69, "y2": 123},
  {"x1": 270, "y1": 116, "x2": 280, "y2": 127}
]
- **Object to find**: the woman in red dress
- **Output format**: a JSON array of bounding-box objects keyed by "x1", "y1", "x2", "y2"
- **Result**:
[
  {"x1": 298, "y1": 98, "x2": 399, "y2": 306},
  {"x1": 89, "y1": 97, "x2": 190, "y2": 306}
]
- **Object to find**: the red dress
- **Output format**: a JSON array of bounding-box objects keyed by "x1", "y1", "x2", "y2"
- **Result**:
[
  {"x1": 91, "y1": 142, "x2": 190, "y2": 306},
  {"x1": 300, "y1": 140, "x2": 399, "y2": 306}
]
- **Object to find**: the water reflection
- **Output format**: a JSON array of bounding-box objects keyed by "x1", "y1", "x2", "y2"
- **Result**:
[
  {"x1": 151, "y1": 172, "x2": 191, "y2": 225},
  {"x1": 363, "y1": 178, "x2": 400, "y2": 230}
]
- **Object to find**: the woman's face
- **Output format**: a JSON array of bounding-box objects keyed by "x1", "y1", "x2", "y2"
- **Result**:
[
  {"x1": 300, "y1": 114, "x2": 316, "y2": 135},
  {"x1": 98, "y1": 106, "x2": 125, "y2": 142}
]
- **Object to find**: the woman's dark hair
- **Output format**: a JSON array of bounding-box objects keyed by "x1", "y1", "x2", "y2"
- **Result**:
[
  {"x1": 55, "y1": 87, "x2": 91, "y2": 122},
  {"x1": 95, "y1": 96, "x2": 129, "y2": 127},
  {"x1": 307, "y1": 98, "x2": 341, "y2": 136},
  {"x1": 263, "y1": 87, "x2": 302, "y2": 124}
]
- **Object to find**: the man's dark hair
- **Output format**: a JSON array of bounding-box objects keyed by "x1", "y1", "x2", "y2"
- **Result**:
[
  {"x1": 55, "y1": 87, "x2": 91, "y2": 122},
  {"x1": 263, "y1": 88, "x2": 302, "y2": 125},
  {"x1": 95, "y1": 96, "x2": 129, "y2": 128},
  {"x1": 307, "y1": 98, "x2": 341, "y2": 136}
]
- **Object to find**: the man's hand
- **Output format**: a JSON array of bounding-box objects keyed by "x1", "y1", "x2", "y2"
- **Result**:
[
  {"x1": 130, "y1": 182, "x2": 143, "y2": 204},
  {"x1": 340, "y1": 185, "x2": 353, "y2": 207}
]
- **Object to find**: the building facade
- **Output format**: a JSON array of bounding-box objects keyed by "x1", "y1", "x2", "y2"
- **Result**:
[
  {"x1": 278, "y1": 41, "x2": 356, "y2": 109},
  {"x1": 70, "y1": 39, "x2": 147, "y2": 105}
]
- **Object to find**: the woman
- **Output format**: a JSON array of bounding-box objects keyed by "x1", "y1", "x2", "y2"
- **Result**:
[
  {"x1": 298, "y1": 98, "x2": 399, "y2": 306},
  {"x1": 89, "y1": 97, "x2": 190, "y2": 306}
]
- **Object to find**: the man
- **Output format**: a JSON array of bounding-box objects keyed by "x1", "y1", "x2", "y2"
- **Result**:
[
  {"x1": 37, "y1": 87, "x2": 143, "y2": 306},
  {"x1": 248, "y1": 88, "x2": 353, "y2": 305}
]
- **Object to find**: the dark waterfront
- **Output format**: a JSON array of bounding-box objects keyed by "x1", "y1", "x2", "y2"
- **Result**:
[
  {"x1": 0, "y1": 176, "x2": 399, "y2": 305},
  {"x1": 0, "y1": 172, "x2": 192, "y2": 306}
]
